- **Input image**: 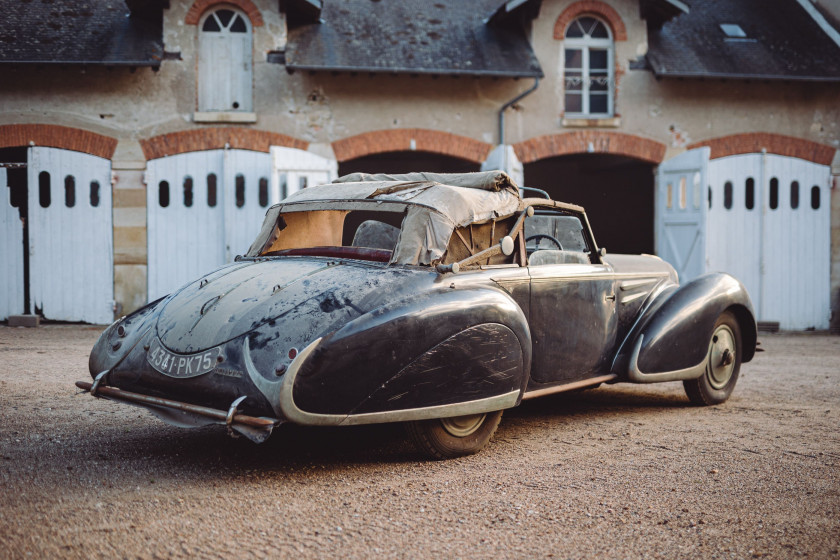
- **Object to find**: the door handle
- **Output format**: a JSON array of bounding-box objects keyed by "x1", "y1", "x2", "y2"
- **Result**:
[{"x1": 605, "y1": 294, "x2": 616, "y2": 301}]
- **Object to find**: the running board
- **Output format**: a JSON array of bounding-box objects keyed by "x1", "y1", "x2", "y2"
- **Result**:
[{"x1": 521, "y1": 374, "x2": 617, "y2": 401}]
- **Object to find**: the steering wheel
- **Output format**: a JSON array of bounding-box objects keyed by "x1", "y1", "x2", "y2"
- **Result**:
[{"x1": 525, "y1": 234, "x2": 563, "y2": 251}]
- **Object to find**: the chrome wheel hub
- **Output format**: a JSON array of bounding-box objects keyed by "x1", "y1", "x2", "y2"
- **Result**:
[
  {"x1": 440, "y1": 414, "x2": 486, "y2": 437},
  {"x1": 707, "y1": 325, "x2": 736, "y2": 390}
]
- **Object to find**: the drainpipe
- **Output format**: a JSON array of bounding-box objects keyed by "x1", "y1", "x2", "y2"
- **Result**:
[{"x1": 498, "y1": 77, "x2": 540, "y2": 145}]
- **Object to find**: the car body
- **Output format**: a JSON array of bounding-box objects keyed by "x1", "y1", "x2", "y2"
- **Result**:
[{"x1": 79, "y1": 171, "x2": 757, "y2": 458}]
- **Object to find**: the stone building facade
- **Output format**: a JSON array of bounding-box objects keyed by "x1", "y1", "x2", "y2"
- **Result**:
[{"x1": 1, "y1": 0, "x2": 839, "y2": 330}]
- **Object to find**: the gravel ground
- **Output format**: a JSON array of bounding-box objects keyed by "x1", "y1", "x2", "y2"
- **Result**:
[{"x1": 0, "y1": 325, "x2": 838, "y2": 559}]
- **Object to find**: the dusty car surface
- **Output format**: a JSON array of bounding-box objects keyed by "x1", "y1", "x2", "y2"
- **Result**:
[{"x1": 79, "y1": 171, "x2": 756, "y2": 459}]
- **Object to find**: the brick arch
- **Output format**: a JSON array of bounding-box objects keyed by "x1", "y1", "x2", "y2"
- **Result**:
[
  {"x1": 554, "y1": 0, "x2": 627, "y2": 41},
  {"x1": 139, "y1": 128, "x2": 308, "y2": 160},
  {"x1": 0, "y1": 124, "x2": 118, "y2": 159},
  {"x1": 184, "y1": 0, "x2": 264, "y2": 26},
  {"x1": 332, "y1": 129, "x2": 493, "y2": 164},
  {"x1": 514, "y1": 132, "x2": 666, "y2": 164},
  {"x1": 687, "y1": 133, "x2": 836, "y2": 165}
]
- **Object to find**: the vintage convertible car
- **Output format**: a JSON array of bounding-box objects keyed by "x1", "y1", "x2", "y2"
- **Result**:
[{"x1": 78, "y1": 171, "x2": 756, "y2": 459}]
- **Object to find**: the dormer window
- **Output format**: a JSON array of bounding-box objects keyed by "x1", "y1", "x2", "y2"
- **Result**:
[
  {"x1": 563, "y1": 16, "x2": 614, "y2": 118},
  {"x1": 198, "y1": 7, "x2": 253, "y2": 113}
]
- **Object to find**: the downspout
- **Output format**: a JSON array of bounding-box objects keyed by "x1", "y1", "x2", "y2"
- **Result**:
[{"x1": 498, "y1": 77, "x2": 540, "y2": 145}]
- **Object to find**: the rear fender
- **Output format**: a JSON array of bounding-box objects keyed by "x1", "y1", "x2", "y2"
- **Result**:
[
  {"x1": 282, "y1": 288, "x2": 532, "y2": 425},
  {"x1": 611, "y1": 273, "x2": 756, "y2": 383}
]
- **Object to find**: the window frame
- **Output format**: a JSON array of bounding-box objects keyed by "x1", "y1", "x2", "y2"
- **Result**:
[{"x1": 563, "y1": 16, "x2": 615, "y2": 119}]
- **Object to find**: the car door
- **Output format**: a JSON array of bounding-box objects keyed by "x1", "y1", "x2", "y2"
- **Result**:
[{"x1": 525, "y1": 213, "x2": 618, "y2": 384}]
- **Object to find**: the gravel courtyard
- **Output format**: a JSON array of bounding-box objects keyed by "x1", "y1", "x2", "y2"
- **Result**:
[{"x1": 0, "y1": 325, "x2": 837, "y2": 559}]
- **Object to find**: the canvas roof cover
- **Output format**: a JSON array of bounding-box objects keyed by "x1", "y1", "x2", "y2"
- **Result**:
[{"x1": 247, "y1": 171, "x2": 521, "y2": 265}]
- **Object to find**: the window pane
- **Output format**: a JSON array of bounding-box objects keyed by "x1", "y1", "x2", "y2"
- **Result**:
[
  {"x1": 215, "y1": 9, "x2": 234, "y2": 27},
  {"x1": 259, "y1": 177, "x2": 269, "y2": 207},
  {"x1": 202, "y1": 16, "x2": 220, "y2": 32},
  {"x1": 64, "y1": 175, "x2": 75, "y2": 208},
  {"x1": 589, "y1": 49, "x2": 608, "y2": 70},
  {"x1": 159, "y1": 181, "x2": 170, "y2": 208},
  {"x1": 280, "y1": 174, "x2": 288, "y2": 200},
  {"x1": 589, "y1": 73, "x2": 609, "y2": 92},
  {"x1": 708, "y1": 186, "x2": 712, "y2": 209},
  {"x1": 565, "y1": 92, "x2": 582, "y2": 113},
  {"x1": 678, "y1": 176, "x2": 686, "y2": 209},
  {"x1": 230, "y1": 14, "x2": 247, "y2": 33},
  {"x1": 666, "y1": 182, "x2": 673, "y2": 209},
  {"x1": 724, "y1": 181, "x2": 733, "y2": 209},
  {"x1": 590, "y1": 21, "x2": 609, "y2": 38},
  {"x1": 577, "y1": 17, "x2": 598, "y2": 35},
  {"x1": 183, "y1": 176, "x2": 193, "y2": 208},
  {"x1": 769, "y1": 177, "x2": 778, "y2": 210},
  {"x1": 39, "y1": 171, "x2": 50, "y2": 208},
  {"x1": 589, "y1": 93, "x2": 608, "y2": 114},
  {"x1": 90, "y1": 181, "x2": 100, "y2": 207},
  {"x1": 790, "y1": 181, "x2": 799, "y2": 209},
  {"x1": 565, "y1": 49, "x2": 583, "y2": 69},
  {"x1": 745, "y1": 177, "x2": 754, "y2": 210},
  {"x1": 811, "y1": 186, "x2": 820, "y2": 209},
  {"x1": 235, "y1": 174, "x2": 245, "y2": 208},
  {"x1": 566, "y1": 20, "x2": 584, "y2": 38},
  {"x1": 300, "y1": 176, "x2": 308, "y2": 189},
  {"x1": 207, "y1": 173, "x2": 217, "y2": 207}
]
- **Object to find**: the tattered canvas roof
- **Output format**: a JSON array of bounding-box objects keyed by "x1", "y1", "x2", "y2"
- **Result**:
[{"x1": 247, "y1": 171, "x2": 521, "y2": 265}]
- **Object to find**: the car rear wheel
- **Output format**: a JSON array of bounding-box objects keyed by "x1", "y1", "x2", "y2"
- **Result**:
[
  {"x1": 683, "y1": 311, "x2": 742, "y2": 406},
  {"x1": 406, "y1": 410, "x2": 503, "y2": 460}
]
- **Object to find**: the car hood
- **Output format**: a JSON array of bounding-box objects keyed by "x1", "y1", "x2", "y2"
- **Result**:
[{"x1": 156, "y1": 257, "x2": 427, "y2": 354}]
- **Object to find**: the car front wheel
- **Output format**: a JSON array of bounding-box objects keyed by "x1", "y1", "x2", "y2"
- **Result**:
[
  {"x1": 406, "y1": 410, "x2": 503, "y2": 460},
  {"x1": 683, "y1": 311, "x2": 742, "y2": 406}
]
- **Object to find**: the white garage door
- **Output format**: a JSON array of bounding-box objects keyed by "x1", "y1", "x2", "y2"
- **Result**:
[
  {"x1": 707, "y1": 154, "x2": 830, "y2": 330},
  {"x1": 1, "y1": 167, "x2": 25, "y2": 320},
  {"x1": 146, "y1": 147, "x2": 336, "y2": 301},
  {"x1": 27, "y1": 147, "x2": 114, "y2": 323}
]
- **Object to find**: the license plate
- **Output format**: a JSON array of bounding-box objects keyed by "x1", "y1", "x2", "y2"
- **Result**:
[{"x1": 147, "y1": 339, "x2": 220, "y2": 379}]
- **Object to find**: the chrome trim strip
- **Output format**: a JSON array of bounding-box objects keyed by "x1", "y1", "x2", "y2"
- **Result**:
[
  {"x1": 278, "y1": 338, "x2": 519, "y2": 426},
  {"x1": 530, "y1": 271, "x2": 669, "y2": 284},
  {"x1": 619, "y1": 278, "x2": 660, "y2": 290},
  {"x1": 620, "y1": 291, "x2": 649, "y2": 305},
  {"x1": 627, "y1": 334, "x2": 706, "y2": 383},
  {"x1": 243, "y1": 336, "x2": 285, "y2": 417}
]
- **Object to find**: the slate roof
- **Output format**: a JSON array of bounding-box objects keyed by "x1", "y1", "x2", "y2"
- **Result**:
[
  {"x1": 0, "y1": 1, "x2": 164, "y2": 66},
  {"x1": 646, "y1": 0, "x2": 840, "y2": 81},
  {"x1": 284, "y1": 0, "x2": 543, "y2": 78}
]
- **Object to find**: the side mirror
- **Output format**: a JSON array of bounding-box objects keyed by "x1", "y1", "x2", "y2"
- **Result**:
[{"x1": 500, "y1": 236, "x2": 515, "y2": 256}]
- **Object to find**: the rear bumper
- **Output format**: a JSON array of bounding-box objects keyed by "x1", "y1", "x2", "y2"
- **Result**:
[{"x1": 75, "y1": 379, "x2": 280, "y2": 443}]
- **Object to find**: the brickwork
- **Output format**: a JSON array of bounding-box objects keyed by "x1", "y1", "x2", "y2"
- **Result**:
[
  {"x1": 0, "y1": 124, "x2": 118, "y2": 159},
  {"x1": 139, "y1": 128, "x2": 308, "y2": 160},
  {"x1": 332, "y1": 129, "x2": 493, "y2": 164},
  {"x1": 513, "y1": 131, "x2": 666, "y2": 164},
  {"x1": 687, "y1": 133, "x2": 836, "y2": 165},
  {"x1": 184, "y1": 0, "x2": 264, "y2": 26},
  {"x1": 553, "y1": 0, "x2": 627, "y2": 41}
]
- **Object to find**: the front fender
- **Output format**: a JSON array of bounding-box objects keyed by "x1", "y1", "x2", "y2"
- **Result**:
[
  {"x1": 612, "y1": 273, "x2": 756, "y2": 382},
  {"x1": 284, "y1": 287, "x2": 532, "y2": 423}
]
